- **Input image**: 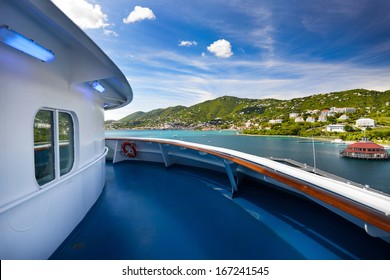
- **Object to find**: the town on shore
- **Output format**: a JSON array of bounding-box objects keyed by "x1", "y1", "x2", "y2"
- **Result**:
[{"x1": 105, "y1": 89, "x2": 390, "y2": 145}]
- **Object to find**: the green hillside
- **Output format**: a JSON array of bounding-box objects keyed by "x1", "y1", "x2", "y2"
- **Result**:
[
  {"x1": 289, "y1": 89, "x2": 389, "y2": 113},
  {"x1": 107, "y1": 89, "x2": 390, "y2": 141},
  {"x1": 119, "y1": 106, "x2": 187, "y2": 127},
  {"x1": 120, "y1": 111, "x2": 146, "y2": 123}
]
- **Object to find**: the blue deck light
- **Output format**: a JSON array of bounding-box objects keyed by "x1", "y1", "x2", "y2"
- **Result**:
[
  {"x1": 0, "y1": 25, "x2": 55, "y2": 62},
  {"x1": 91, "y1": 80, "x2": 105, "y2": 93}
]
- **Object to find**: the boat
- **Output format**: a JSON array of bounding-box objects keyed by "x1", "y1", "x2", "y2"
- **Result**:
[
  {"x1": 1, "y1": 0, "x2": 390, "y2": 260},
  {"x1": 331, "y1": 138, "x2": 345, "y2": 144},
  {"x1": 341, "y1": 138, "x2": 389, "y2": 160}
]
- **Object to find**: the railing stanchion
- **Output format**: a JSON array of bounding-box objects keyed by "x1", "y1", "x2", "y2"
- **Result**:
[{"x1": 224, "y1": 159, "x2": 238, "y2": 197}]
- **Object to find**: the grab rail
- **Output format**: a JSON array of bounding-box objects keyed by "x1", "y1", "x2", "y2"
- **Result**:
[{"x1": 0, "y1": 147, "x2": 108, "y2": 214}]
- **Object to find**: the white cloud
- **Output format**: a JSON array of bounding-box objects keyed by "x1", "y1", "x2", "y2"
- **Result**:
[
  {"x1": 123, "y1": 6, "x2": 156, "y2": 24},
  {"x1": 207, "y1": 39, "x2": 233, "y2": 58},
  {"x1": 106, "y1": 45, "x2": 390, "y2": 120},
  {"x1": 52, "y1": 0, "x2": 109, "y2": 29},
  {"x1": 103, "y1": 29, "x2": 119, "y2": 37},
  {"x1": 179, "y1": 40, "x2": 198, "y2": 47}
]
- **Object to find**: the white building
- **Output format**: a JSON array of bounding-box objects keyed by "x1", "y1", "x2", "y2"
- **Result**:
[
  {"x1": 327, "y1": 124, "x2": 345, "y2": 132},
  {"x1": 295, "y1": 117, "x2": 304, "y2": 123},
  {"x1": 318, "y1": 115, "x2": 327, "y2": 122},
  {"x1": 306, "y1": 109, "x2": 320, "y2": 114},
  {"x1": 306, "y1": 117, "x2": 316, "y2": 123},
  {"x1": 338, "y1": 114, "x2": 349, "y2": 121},
  {"x1": 344, "y1": 108, "x2": 356, "y2": 113},
  {"x1": 289, "y1": 113, "x2": 299, "y2": 118},
  {"x1": 269, "y1": 119, "x2": 283, "y2": 124},
  {"x1": 356, "y1": 118, "x2": 375, "y2": 128},
  {"x1": 330, "y1": 107, "x2": 356, "y2": 114},
  {"x1": 321, "y1": 110, "x2": 330, "y2": 116}
]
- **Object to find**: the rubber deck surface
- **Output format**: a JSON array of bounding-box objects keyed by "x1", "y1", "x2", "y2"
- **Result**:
[{"x1": 51, "y1": 161, "x2": 390, "y2": 260}]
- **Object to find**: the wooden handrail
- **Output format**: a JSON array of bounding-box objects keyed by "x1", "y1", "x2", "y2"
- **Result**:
[{"x1": 106, "y1": 137, "x2": 390, "y2": 233}]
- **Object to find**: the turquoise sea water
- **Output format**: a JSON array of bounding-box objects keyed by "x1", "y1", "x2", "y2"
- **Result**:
[{"x1": 106, "y1": 130, "x2": 389, "y2": 195}]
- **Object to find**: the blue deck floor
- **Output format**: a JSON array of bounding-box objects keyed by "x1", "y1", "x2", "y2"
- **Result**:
[{"x1": 51, "y1": 161, "x2": 390, "y2": 260}]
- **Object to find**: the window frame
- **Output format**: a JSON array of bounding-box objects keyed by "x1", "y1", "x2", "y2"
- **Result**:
[
  {"x1": 33, "y1": 110, "x2": 55, "y2": 186},
  {"x1": 34, "y1": 108, "x2": 76, "y2": 188},
  {"x1": 58, "y1": 111, "x2": 75, "y2": 177}
]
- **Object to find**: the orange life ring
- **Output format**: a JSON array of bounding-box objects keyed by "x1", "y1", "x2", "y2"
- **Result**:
[{"x1": 121, "y1": 141, "x2": 137, "y2": 158}]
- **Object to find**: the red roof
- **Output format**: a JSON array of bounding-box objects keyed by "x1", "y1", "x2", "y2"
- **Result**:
[
  {"x1": 342, "y1": 140, "x2": 389, "y2": 158},
  {"x1": 347, "y1": 141, "x2": 384, "y2": 149},
  {"x1": 348, "y1": 140, "x2": 383, "y2": 148}
]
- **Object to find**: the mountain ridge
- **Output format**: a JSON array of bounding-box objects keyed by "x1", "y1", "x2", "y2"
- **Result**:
[{"x1": 109, "y1": 89, "x2": 389, "y2": 128}]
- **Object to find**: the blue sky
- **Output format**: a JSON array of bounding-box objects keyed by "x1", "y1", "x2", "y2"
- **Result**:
[{"x1": 52, "y1": 0, "x2": 390, "y2": 120}]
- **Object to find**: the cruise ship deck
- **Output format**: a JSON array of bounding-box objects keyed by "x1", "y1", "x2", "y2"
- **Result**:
[{"x1": 51, "y1": 160, "x2": 390, "y2": 260}]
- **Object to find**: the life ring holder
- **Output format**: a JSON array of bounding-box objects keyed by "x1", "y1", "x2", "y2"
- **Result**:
[{"x1": 121, "y1": 141, "x2": 137, "y2": 158}]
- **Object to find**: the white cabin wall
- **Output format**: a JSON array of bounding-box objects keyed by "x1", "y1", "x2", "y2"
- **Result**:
[
  {"x1": 0, "y1": 1, "x2": 105, "y2": 207},
  {"x1": 0, "y1": 0, "x2": 130, "y2": 259},
  {"x1": 0, "y1": 54, "x2": 105, "y2": 207}
]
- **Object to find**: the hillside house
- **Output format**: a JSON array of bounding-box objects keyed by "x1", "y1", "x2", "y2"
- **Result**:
[
  {"x1": 327, "y1": 124, "x2": 345, "y2": 132},
  {"x1": 338, "y1": 114, "x2": 349, "y2": 121},
  {"x1": 306, "y1": 109, "x2": 320, "y2": 114},
  {"x1": 356, "y1": 118, "x2": 375, "y2": 128},
  {"x1": 306, "y1": 117, "x2": 316, "y2": 123},
  {"x1": 318, "y1": 115, "x2": 327, "y2": 122},
  {"x1": 289, "y1": 113, "x2": 299, "y2": 118},
  {"x1": 321, "y1": 109, "x2": 330, "y2": 116},
  {"x1": 330, "y1": 107, "x2": 356, "y2": 114}
]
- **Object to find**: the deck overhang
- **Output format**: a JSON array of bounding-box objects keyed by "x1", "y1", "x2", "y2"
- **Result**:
[{"x1": 4, "y1": 0, "x2": 133, "y2": 110}]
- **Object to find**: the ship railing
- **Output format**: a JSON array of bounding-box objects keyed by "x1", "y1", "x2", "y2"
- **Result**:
[
  {"x1": 105, "y1": 137, "x2": 390, "y2": 237},
  {"x1": 268, "y1": 157, "x2": 390, "y2": 198}
]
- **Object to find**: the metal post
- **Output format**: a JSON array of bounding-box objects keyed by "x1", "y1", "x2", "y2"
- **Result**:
[{"x1": 224, "y1": 159, "x2": 238, "y2": 197}]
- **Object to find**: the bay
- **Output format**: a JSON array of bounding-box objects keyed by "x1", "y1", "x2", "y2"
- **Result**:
[{"x1": 106, "y1": 129, "x2": 389, "y2": 195}]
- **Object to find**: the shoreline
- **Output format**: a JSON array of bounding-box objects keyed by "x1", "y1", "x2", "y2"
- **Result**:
[
  {"x1": 105, "y1": 128, "x2": 390, "y2": 148},
  {"x1": 237, "y1": 133, "x2": 390, "y2": 148}
]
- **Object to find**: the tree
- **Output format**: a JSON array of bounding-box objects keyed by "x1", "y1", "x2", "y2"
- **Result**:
[{"x1": 344, "y1": 125, "x2": 354, "y2": 132}]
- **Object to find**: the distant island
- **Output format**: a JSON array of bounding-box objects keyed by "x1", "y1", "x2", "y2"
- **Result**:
[{"x1": 105, "y1": 89, "x2": 390, "y2": 144}]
